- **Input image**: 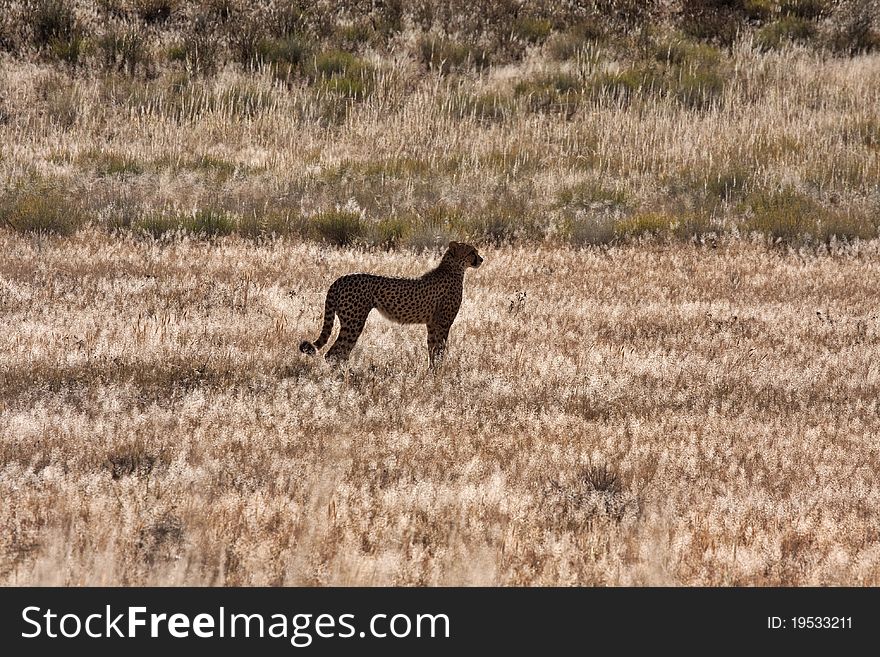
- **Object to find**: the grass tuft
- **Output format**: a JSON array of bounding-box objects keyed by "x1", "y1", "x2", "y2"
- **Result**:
[
  {"x1": 0, "y1": 178, "x2": 85, "y2": 235},
  {"x1": 312, "y1": 209, "x2": 364, "y2": 246}
]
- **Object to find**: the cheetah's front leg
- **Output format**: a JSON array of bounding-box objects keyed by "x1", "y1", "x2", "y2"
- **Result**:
[{"x1": 426, "y1": 321, "x2": 451, "y2": 368}]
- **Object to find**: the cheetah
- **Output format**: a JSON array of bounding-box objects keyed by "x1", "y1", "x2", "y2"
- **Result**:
[{"x1": 299, "y1": 241, "x2": 483, "y2": 366}]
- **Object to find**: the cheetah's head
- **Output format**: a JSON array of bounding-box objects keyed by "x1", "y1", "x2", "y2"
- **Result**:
[{"x1": 448, "y1": 241, "x2": 483, "y2": 269}]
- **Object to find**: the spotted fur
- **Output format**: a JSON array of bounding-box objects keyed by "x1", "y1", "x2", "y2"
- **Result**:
[{"x1": 299, "y1": 241, "x2": 483, "y2": 366}]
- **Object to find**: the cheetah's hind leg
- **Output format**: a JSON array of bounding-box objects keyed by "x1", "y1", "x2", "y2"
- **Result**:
[{"x1": 325, "y1": 313, "x2": 369, "y2": 362}]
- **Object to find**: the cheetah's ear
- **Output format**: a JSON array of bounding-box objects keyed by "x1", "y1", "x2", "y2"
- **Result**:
[{"x1": 448, "y1": 241, "x2": 459, "y2": 249}]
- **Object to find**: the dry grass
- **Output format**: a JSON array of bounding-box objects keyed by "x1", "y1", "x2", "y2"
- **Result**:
[
  {"x1": 2, "y1": 231, "x2": 880, "y2": 585},
  {"x1": 1, "y1": 36, "x2": 879, "y2": 246},
  {"x1": 2, "y1": 2, "x2": 880, "y2": 587}
]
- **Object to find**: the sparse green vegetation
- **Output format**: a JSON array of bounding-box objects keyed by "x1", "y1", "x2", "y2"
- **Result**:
[
  {"x1": 0, "y1": 2, "x2": 877, "y2": 248},
  {"x1": 742, "y1": 187, "x2": 821, "y2": 241},
  {"x1": 372, "y1": 216, "x2": 410, "y2": 248},
  {"x1": 546, "y1": 22, "x2": 606, "y2": 61},
  {"x1": 0, "y1": 177, "x2": 85, "y2": 235},
  {"x1": 515, "y1": 72, "x2": 582, "y2": 113},
  {"x1": 513, "y1": 16, "x2": 552, "y2": 44},
  {"x1": 312, "y1": 209, "x2": 364, "y2": 246},
  {"x1": 757, "y1": 16, "x2": 817, "y2": 50},
  {"x1": 445, "y1": 91, "x2": 514, "y2": 123},
  {"x1": 133, "y1": 209, "x2": 236, "y2": 239},
  {"x1": 253, "y1": 35, "x2": 312, "y2": 79},
  {"x1": 742, "y1": 187, "x2": 877, "y2": 244},
  {"x1": 417, "y1": 35, "x2": 490, "y2": 74},
  {"x1": 615, "y1": 212, "x2": 677, "y2": 238},
  {"x1": 98, "y1": 28, "x2": 151, "y2": 75}
]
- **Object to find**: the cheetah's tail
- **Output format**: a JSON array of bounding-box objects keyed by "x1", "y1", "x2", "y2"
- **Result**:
[{"x1": 300, "y1": 283, "x2": 337, "y2": 356}]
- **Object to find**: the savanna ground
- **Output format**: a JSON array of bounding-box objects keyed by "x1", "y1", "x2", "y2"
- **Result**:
[
  {"x1": 4, "y1": 235, "x2": 880, "y2": 585},
  {"x1": 1, "y1": 1, "x2": 880, "y2": 584}
]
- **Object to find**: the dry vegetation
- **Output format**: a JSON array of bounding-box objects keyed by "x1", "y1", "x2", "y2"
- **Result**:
[
  {"x1": 0, "y1": 0, "x2": 878, "y2": 247},
  {"x1": 2, "y1": 0, "x2": 880, "y2": 585},
  {"x1": 3, "y1": 233, "x2": 880, "y2": 585}
]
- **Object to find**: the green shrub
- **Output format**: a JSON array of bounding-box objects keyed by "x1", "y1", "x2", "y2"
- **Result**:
[
  {"x1": 250, "y1": 34, "x2": 311, "y2": 80},
  {"x1": 741, "y1": 187, "x2": 819, "y2": 242},
  {"x1": 743, "y1": 0, "x2": 775, "y2": 21},
  {"x1": 417, "y1": 36, "x2": 489, "y2": 74},
  {"x1": 311, "y1": 50, "x2": 358, "y2": 77},
  {"x1": 135, "y1": 213, "x2": 179, "y2": 238},
  {"x1": 743, "y1": 188, "x2": 878, "y2": 244},
  {"x1": 43, "y1": 82, "x2": 80, "y2": 128},
  {"x1": 513, "y1": 16, "x2": 552, "y2": 44},
  {"x1": 397, "y1": 205, "x2": 459, "y2": 251},
  {"x1": 337, "y1": 21, "x2": 375, "y2": 49},
  {"x1": 0, "y1": 178, "x2": 85, "y2": 235},
  {"x1": 27, "y1": 0, "x2": 84, "y2": 66},
  {"x1": 312, "y1": 210, "x2": 364, "y2": 246},
  {"x1": 756, "y1": 16, "x2": 817, "y2": 50},
  {"x1": 654, "y1": 39, "x2": 721, "y2": 69},
  {"x1": 320, "y1": 75, "x2": 365, "y2": 99},
  {"x1": 615, "y1": 212, "x2": 676, "y2": 238},
  {"x1": 219, "y1": 85, "x2": 274, "y2": 119},
  {"x1": 651, "y1": 38, "x2": 726, "y2": 109},
  {"x1": 371, "y1": 0, "x2": 403, "y2": 40},
  {"x1": 589, "y1": 66, "x2": 665, "y2": 104},
  {"x1": 371, "y1": 216, "x2": 410, "y2": 248},
  {"x1": 189, "y1": 155, "x2": 237, "y2": 179},
  {"x1": 514, "y1": 72, "x2": 582, "y2": 114},
  {"x1": 167, "y1": 43, "x2": 186, "y2": 62},
  {"x1": 828, "y1": 5, "x2": 880, "y2": 54},
  {"x1": 842, "y1": 118, "x2": 880, "y2": 148},
  {"x1": 679, "y1": 0, "x2": 745, "y2": 46},
  {"x1": 674, "y1": 211, "x2": 717, "y2": 240},
  {"x1": 80, "y1": 150, "x2": 144, "y2": 176},
  {"x1": 589, "y1": 42, "x2": 727, "y2": 110},
  {"x1": 460, "y1": 195, "x2": 544, "y2": 245},
  {"x1": 0, "y1": 11, "x2": 15, "y2": 52},
  {"x1": 103, "y1": 196, "x2": 144, "y2": 232},
  {"x1": 238, "y1": 210, "x2": 306, "y2": 239},
  {"x1": 675, "y1": 69, "x2": 726, "y2": 109},
  {"x1": 98, "y1": 29, "x2": 151, "y2": 75},
  {"x1": 186, "y1": 208, "x2": 236, "y2": 236},
  {"x1": 135, "y1": 209, "x2": 235, "y2": 238},
  {"x1": 166, "y1": 13, "x2": 220, "y2": 75},
  {"x1": 259, "y1": 35, "x2": 310, "y2": 68},
  {"x1": 546, "y1": 21, "x2": 606, "y2": 61},
  {"x1": 816, "y1": 211, "x2": 877, "y2": 243},
  {"x1": 48, "y1": 30, "x2": 84, "y2": 66},
  {"x1": 468, "y1": 213, "x2": 520, "y2": 245},
  {"x1": 306, "y1": 50, "x2": 375, "y2": 99},
  {"x1": 704, "y1": 165, "x2": 752, "y2": 201},
  {"x1": 30, "y1": 0, "x2": 77, "y2": 48}
]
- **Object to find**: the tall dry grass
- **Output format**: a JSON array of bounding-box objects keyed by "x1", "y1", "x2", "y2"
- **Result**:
[
  {"x1": 2, "y1": 231, "x2": 880, "y2": 585},
  {"x1": 1, "y1": 33, "x2": 879, "y2": 245},
  {"x1": 2, "y1": 2, "x2": 880, "y2": 586}
]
